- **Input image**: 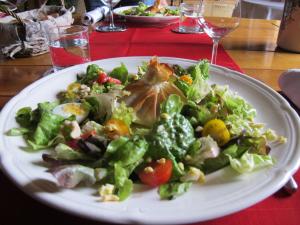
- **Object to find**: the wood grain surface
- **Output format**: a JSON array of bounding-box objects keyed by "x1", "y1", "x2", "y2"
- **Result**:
[{"x1": 1, "y1": 19, "x2": 300, "y2": 109}]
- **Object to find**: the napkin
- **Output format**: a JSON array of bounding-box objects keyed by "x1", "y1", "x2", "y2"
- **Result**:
[
  {"x1": 81, "y1": 6, "x2": 109, "y2": 25},
  {"x1": 278, "y1": 69, "x2": 300, "y2": 109}
]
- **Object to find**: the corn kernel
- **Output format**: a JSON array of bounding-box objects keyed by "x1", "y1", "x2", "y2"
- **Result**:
[
  {"x1": 133, "y1": 74, "x2": 139, "y2": 80},
  {"x1": 144, "y1": 166, "x2": 154, "y2": 173},
  {"x1": 178, "y1": 162, "x2": 184, "y2": 171},
  {"x1": 180, "y1": 167, "x2": 205, "y2": 183},
  {"x1": 197, "y1": 170, "x2": 206, "y2": 184},
  {"x1": 101, "y1": 194, "x2": 120, "y2": 202},
  {"x1": 99, "y1": 184, "x2": 115, "y2": 196},
  {"x1": 161, "y1": 113, "x2": 170, "y2": 120},
  {"x1": 195, "y1": 126, "x2": 203, "y2": 132},
  {"x1": 185, "y1": 154, "x2": 192, "y2": 161},
  {"x1": 157, "y1": 158, "x2": 166, "y2": 164}
]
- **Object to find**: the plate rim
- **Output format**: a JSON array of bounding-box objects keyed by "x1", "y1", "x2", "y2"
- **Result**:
[{"x1": 0, "y1": 56, "x2": 300, "y2": 224}]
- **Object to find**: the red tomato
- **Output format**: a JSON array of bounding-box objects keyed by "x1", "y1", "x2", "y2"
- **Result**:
[
  {"x1": 107, "y1": 77, "x2": 121, "y2": 84},
  {"x1": 138, "y1": 159, "x2": 173, "y2": 187},
  {"x1": 80, "y1": 130, "x2": 97, "y2": 140},
  {"x1": 97, "y1": 72, "x2": 108, "y2": 84}
]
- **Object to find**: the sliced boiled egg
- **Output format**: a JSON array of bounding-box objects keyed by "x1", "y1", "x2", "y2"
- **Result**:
[{"x1": 53, "y1": 103, "x2": 89, "y2": 123}]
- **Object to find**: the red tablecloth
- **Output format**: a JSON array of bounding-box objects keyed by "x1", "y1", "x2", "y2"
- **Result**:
[{"x1": 89, "y1": 25, "x2": 241, "y2": 71}]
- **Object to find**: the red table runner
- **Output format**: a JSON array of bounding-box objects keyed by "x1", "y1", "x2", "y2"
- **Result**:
[
  {"x1": 89, "y1": 26, "x2": 300, "y2": 225},
  {"x1": 89, "y1": 26, "x2": 241, "y2": 71}
]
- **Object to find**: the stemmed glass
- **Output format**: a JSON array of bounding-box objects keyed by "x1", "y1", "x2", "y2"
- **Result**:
[
  {"x1": 198, "y1": 0, "x2": 241, "y2": 64},
  {"x1": 96, "y1": 0, "x2": 126, "y2": 32}
]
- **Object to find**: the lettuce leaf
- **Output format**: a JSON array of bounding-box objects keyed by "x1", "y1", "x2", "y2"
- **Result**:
[
  {"x1": 15, "y1": 107, "x2": 35, "y2": 128},
  {"x1": 104, "y1": 136, "x2": 148, "y2": 168},
  {"x1": 111, "y1": 102, "x2": 136, "y2": 126},
  {"x1": 31, "y1": 109, "x2": 65, "y2": 146},
  {"x1": 6, "y1": 127, "x2": 29, "y2": 136},
  {"x1": 114, "y1": 163, "x2": 133, "y2": 201},
  {"x1": 202, "y1": 137, "x2": 256, "y2": 174},
  {"x1": 174, "y1": 79, "x2": 190, "y2": 96},
  {"x1": 79, "y1": 64, "x2": 102, "y2": 85},
  {"x1": 14, "y1": 102, "x2": 65, "y2": 150},
  {"x1": 148, "y1": 113, "x2": 195, "y2": 160},
  {"x1": 161, "y1": 94, "x2": 183, "y2": 116},
  {"x1": 227, "y1": 152, "x2": 274, "y2": 173},
  {"x1": 221, "y1": 87, "x2": 256, "y2": 121},
  {"x1": 117, "y1": 179, "x2": 133, "y2": 201},
  {"x1": 109, "y1": 63, "x2": 129, "y2": 84},
  {"x1": 147, "y1": 113, "x2": 195, "y2": 178},
  {"x1": 85, "y1": 92, "x2": 119, "y2": 123},
  {"x1": 186, "y1": 60, "x2": 211, "y2": 103},
  {"x1": 159, "y1": 182, "x2": 192, "y2": 200},
  {"x1": 181, "y1": 101, "x2": 212, "y2": 126},
  {"x1": 53, "y1": 143, "x2": 92, "y2": 160},
  {"x1": 99, "y1": 137, "x2": 148, "y2": 201},
  {"x1": 81, "y1": 121, "x2": 104, "y2": 135},
  {"x1": 174, "y1": 60, "x2": 210, "y2": 103}
]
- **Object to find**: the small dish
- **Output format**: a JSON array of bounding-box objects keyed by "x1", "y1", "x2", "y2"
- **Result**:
[{"x1": 278, "y1": 69, "x2": 300, "y2": 109}]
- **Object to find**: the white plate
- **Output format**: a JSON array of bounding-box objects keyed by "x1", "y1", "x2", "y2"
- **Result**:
[
  {"x1": 0, "y1": 57, "x2": 300, "y2": 224},
  {"x1": 113, "y1": 6, "x2": 179, "y2": 24}
]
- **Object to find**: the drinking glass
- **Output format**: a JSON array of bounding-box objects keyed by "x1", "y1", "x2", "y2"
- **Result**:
[
  {"x1": 178, "y1": 3, "x2": 203, "y2": 33},
  {"x1": 46, "y1": 25, "x2": 91, "y2": 72},
  {"x1": 95, "y1": 0, "x2": 126, "y2": 32},
  {"x1": 199, "y1": 0, "x2": 241, "y2": 64}
]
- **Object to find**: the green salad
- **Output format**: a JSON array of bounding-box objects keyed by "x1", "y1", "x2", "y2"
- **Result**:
[
  {"x1": 121, "y1": 2, "x2": 179, "y2": 17},
  {"x1": 7, "y1": 57, "x2": 286, "y2": 201}
]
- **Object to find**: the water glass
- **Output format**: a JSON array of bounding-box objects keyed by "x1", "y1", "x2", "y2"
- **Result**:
[
  {"x1": 178, "y1": 3, "x2": 202, "y2": 33},
  {"x1": 46, "y1": 25, "x2": 91, "y2": 71}
]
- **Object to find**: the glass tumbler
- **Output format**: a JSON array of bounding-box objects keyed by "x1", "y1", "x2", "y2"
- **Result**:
[
  {"x1": 46, "y1": 25, "x2": 91, "y2": 72},
  {"x1": 178, "y1": 3, "x2": 203, "y2": 33}
]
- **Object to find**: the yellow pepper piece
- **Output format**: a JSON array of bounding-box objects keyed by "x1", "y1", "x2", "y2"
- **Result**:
[
  {"x1": 179, "y1": 75, "x2": 193, "y2": 85},
  {"x1": 67, "y1": 82, "x2": 81, "y2": 92},
  {"x1": 66, "y1": 82, "x2": 81, "y2": 98},
  {"x1": 202, "y1": 119, "x2": 230, "y2": 146}
]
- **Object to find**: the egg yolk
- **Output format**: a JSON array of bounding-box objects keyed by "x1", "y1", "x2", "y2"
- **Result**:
[{"x1": 63, "y1": 104, "x2": 85, "y2": 116}]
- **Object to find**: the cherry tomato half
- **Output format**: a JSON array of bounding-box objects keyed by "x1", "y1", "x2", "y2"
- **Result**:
[
  {"x1": 138, "y1": 159, "x2": 173, "y2": 187},
  {"x1": 107, "y1": 77, "x2": 121, "y2": 84},
  {"x1": 80, "y1": 130, "x2": 97, "y2": 140},
  {"x1": 97, "y1": 72, "x2": 109, "y2": 84}
]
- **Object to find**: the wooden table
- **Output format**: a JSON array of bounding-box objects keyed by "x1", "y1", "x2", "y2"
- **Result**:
[
  {"x1": 1, "y1": 19, "x2": 299, "y2": 109},
  {"x1": 1, "y1": 18, "x2": 300, "y2": 225}
]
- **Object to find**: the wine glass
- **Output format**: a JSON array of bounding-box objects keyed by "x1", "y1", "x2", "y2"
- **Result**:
[
  {"x1": 198, "y1": 0, "x2": 241, "y2": 64},
  {"x1": 95, "y1": 0, "x2": 126, "y2": 32}
]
